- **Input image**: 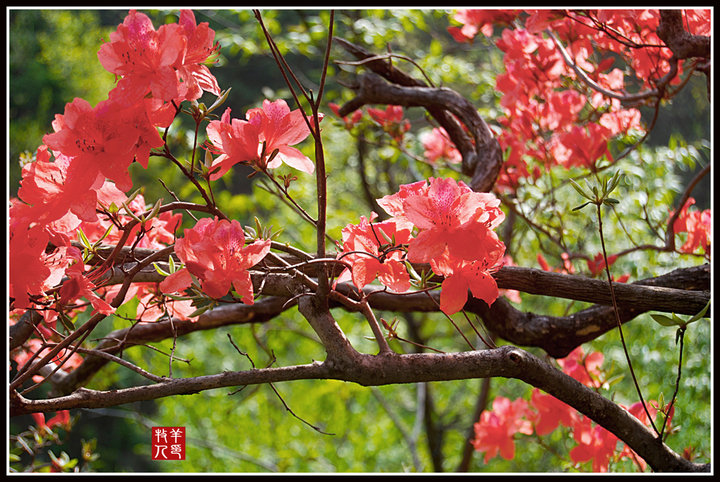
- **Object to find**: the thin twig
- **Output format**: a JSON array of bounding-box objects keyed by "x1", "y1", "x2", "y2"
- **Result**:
[
  {"x1": 268, "y1": 383, "x2": 334, "y2": 436},
  {"x1": 596, "y1": 202, "x2": 659, "y2": 436},
  {"x1": 660, "y1": 327, "x2": 684, "y2": 440}
]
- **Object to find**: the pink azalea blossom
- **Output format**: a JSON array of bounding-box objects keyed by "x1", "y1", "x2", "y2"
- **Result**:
[
  {"x1": 160, "y1": 217, "x2": 271, "y2": 303},
  {"x1": 336, "y1": 214, "x2": 413, "y2": 293},
  {"x1": 472, "y1": 396, "x2": 533, "y2": 463},
  {"x1": 391, "y1": 177, "x2": 504, "y2": 264},
  {"x1": 569, "y1": 416, "x2": 619, "y2": 472},
  {"x1": 206, "y1": 99, "x2": 320, "y2": 179},
  {"x1": 529, "y1": 388, "x2": 577, "y2": 436},
  {"x1": 421, "y1": 127, "x2": 462, "y2": 165},
  {"x1": 98, "y1": 9, "x2": 220, "y2": 104}
]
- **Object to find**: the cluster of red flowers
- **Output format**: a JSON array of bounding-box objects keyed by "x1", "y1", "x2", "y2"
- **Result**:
[
  {"x1": 330, "y1": 102, "x2": 411, "y2": 145},
  {"x1": 10, "y1": 11, "x2": 301, "y2": 426},
  {"x1": 11, "y1": 10, "x2": 315, "y2": 321},
  {"x1": 337, "y1": 177, "x2": 506, "y2": 314},
  {"x1": 10, "y1": 10, "x2": 220, "y2": 315},
  {"x1": 448, "y1": 9, "x2": 709, "y2": 190},
  {"x1": 672, "y1": 197, "x2": 711, "y2": 255},
  {"x1": 335, "y1": 213, "x2": 413, "y2": 294},
  {"x1": 206, "y1": 99, "x2": 319, "y2": 179},
  {"x1": 472, "y1": 347, "x2": 672, "y2": 472},
  {"x1": 159, "y1": 217, "x2": 271, "y2": 303},
  {"x1": 367, "y1": 105, "x2": 411, "y2": 143}
]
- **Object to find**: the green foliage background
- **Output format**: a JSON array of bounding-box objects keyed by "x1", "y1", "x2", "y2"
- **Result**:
[{"x1": 8, "y1": 8, "x2": 711, "y2": 473}]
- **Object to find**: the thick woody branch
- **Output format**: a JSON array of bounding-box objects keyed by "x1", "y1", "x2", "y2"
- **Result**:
[
  {"x1": 657, "y1": 10, "x2": 711, "y2": 60},
  {"x1": 13, "y1": 246, "x2": 707, "y2": 369},
  {"x1": 334, "y1": 38, "x2": 503, "y2": 193},
  {"x1": 89, "y1": 248, "x2": 709, "y2": 317},
  {"x1": 10, "y1": 345, "x2": 708, "y2": 472},
  {"x1": 473, "y1": 264, "x2": 710, "y2": 358},
  {"x1": 10, "y1": 310, "x2": 44, "y2": 351},
  {"x1": 51, "y1": 296, "x2": 292, "y2": 396},
  {"x1": 297, "y1": 294, "x2": 363, "y2": 364}
]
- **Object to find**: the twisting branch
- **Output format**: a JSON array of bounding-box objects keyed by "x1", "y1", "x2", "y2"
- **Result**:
[
  {"x1": 50, "y1": 297, "x2": 292, "y2": 396},
  {"x1": 334, "y1": 37, "x2": 503, "y2": 193},
  {"x1": 656, "y1": 10, "x2": 711, "y2": 61},
  {"x1": 10, "y1": 345, "x2": 709, "y2": 472}
]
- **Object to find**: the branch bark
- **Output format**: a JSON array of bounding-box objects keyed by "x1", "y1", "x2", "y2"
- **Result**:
[
  {"x1": 10, "y1": 345, "x2": 709, "y2": 472},
  {"x1": 334, "y1": 37, "x2": 503, "y2": 193},
  {"x1": 657, "y1": 10, "x2": 711, "y2": 60}
]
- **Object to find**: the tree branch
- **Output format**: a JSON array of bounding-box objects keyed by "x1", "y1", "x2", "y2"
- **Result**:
[
  {"x1": 10, "y1": 345, "x2": 709, "y2": 472},
  {"x1": 50, "y1": 296, "x2": 292, "y2": 396},
  {"x1": 334, "y1": 37, "x2": 503, "y2": 193},
  {"x1": 657, "y1": 10, "x2": 711, "y2": 60}
]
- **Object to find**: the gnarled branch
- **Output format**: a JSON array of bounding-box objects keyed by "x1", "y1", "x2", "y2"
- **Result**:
[
  {"x1": 334, "y1": 37, "x2": 503, "y2": 193},
  {"x1": 10, "y1": 345, "x2": 709, "y2": 472}
]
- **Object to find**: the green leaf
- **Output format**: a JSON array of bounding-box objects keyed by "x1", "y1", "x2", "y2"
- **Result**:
[
  {"x1": 114, "y1": 295, "x2": 140, "y2": 323},
  {"x1": 572, "y1": 202, "x2": 591, "y2": 211},
  {"x1": 77, "y1": 227, "x2": 91, "y2": 249},
  {"x1": 650, "y1": 314, "x2": 679, "y2": 327},
  {"x1": 187, "y1": 304, "x2": 213, "y2": 318},
  {"x1": 91, "y1": 224, "x2": 114, "y2": 248},
  {"x1": 145, "y1": 198, "x2": 163, "y2": 221},
  {"x1": 206, "y1": 87, "x2": 232, "y2": 115},
  {"x1": 569, "y1": 179, "x2": 591, "y2": 199},
  {"x1": 162, "y1": 293, "x2": 194, "y2": 301},
  {"x1": 153, "y1": 262, "x2": 171, "y2": 277},
  {"x1": 121, "y1": 200, "x2": 143, "y2": 222},
  {"x1": 607, "y1": 171, "x2": 623, "y2": 194},
  {"x1": 686, "y1": 300, "x2": 711, "y2": 324}
]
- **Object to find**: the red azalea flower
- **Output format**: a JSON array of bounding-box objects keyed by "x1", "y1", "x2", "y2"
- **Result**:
[
  {"x1": 399, "y1": 177, "x2": 504, "y2": 263},
  {"x1": 32, "y1": 410, "x2": 71, "y2": 433},
  {"x1": 672, "y1": 198, "x2": 711, "y2": 254},
  {"x1": 58, "y1": 260, "x2": 115, "y2": 316},
  {"x1": 421, "y1": 127, "x2": 461, "y2": 165},
  {"x1": 175, "y1": 9, "x2": 221, "y2": 100},
  {"x1": 557, "y1": 347, "x2": 604, "y2": 388},
  {"x1": 552, "y1": 123, "x2": 613, "y2": 170},
  {"x1": 329, "y1": 102, "x2": 363, "y2": 130},
  {"x1": 537, "y1": 252, "x2": 575, "y2": 274},
  {"x1": 617, "y1": 401, "x2": 672, "y2": 470},
  {"x1": 98, "y1": 10, "x2": 186, "y2": 103},
  {"x1": 206, "y1": 100, "x2": 319, "y2": 179},
  {"x1": 586, "y1": 252, "x2": 619, "y2": 276},
  {"x1": 367, "y1": 105, "x2": 410, "y2": 142},
  {"x1": 529, "y1": 388, "x2": 577, "y2": 436},
  {"x1": 17, "y1": 146, "x2": 102, "y2": 226},
  {"x1": 8, "y1": 214, "x2": 79, "y2": 311},
  {"x1": 430, "y1": 234, "x2": 505, "y2": 314},
  {"x1": 472, "y1": 396, "x2": 533, "y2": 463},
  {"x1": 376, "y1": 180, "x2": 429, "y2": 229},
  {"x1": 336, "y1": 214, "x2": 413, "y2": 293},
  {"x1": 42, "y1": 97, "x2": 165, "y2": 192},
  {"x1": 160, "y1": 217, "x2": 271, "y2": 303},
  {"x1": 569, "y1": 416, "x2": 619, "y2": 472},
  {"x1": 447, "y1": 9, "x2": 521, "y2": 43}
]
